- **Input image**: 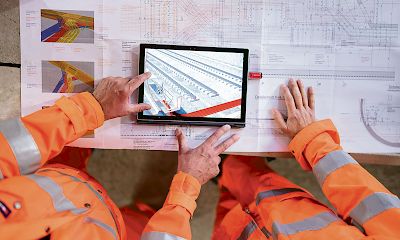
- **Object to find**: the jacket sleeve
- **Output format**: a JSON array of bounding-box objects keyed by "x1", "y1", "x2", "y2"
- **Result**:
[
  {"x1": 0, "y1": 92, "x2": 104, "y2": 178},
  {"x1": 288, "y1": 119, "x2": 400, "y2": 238},
  {"x1": 141, "y1": 171, "x2": 201, "y2": 240}
]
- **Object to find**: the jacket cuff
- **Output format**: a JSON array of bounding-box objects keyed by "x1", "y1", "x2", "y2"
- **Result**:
[
  {"x1": 55, "y1": 92, "x2": 104, "y2": 136},
  {"x1": 288, "y1": 119, "x2": 340, "y2": 171},
  {"x1": 164, "y1": 171, "x2": 201, "y2": 217}
]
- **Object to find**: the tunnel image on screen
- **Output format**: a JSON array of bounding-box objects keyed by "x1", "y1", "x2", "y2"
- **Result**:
[{"x1": 143, "y1": 49, "x2": 244, "y2": 118}]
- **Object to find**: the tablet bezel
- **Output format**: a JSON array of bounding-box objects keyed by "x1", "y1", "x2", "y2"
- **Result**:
[{"x1": 137, "y1": 44, "x2": 249, "y2": 128}]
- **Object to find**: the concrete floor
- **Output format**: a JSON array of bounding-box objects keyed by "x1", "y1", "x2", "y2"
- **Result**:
[{"x1": 1, "y1": 1, "x2": 399, "y2": 239}]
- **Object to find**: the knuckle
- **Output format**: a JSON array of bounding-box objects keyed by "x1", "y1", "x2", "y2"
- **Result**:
[
  {"x1": 216, "y1": 129, "x2": 224, "y2": 136},
  {"x1": 212, "y1": 166, "x2": 220, "y2": 175},
  {"x1": 284, "y1": 87, "x2": 291, "y2": 95},
  {"x1": 222, "y1": 143, "x2": 229, "y2": 151}
]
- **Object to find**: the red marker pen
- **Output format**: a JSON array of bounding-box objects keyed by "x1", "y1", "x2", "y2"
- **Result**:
[{"x1": 249, "y1": 72, "x2": 263, "y2": 80}]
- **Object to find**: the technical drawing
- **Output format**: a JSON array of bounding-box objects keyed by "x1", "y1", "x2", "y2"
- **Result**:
[
  {"x1": 137, "y1": 0, "x2": 263, "y2": 47},
  {"x1": 20, "y1": 0, "x2": 400, "y2": 152},
  {"x1": 41, "y1": 9, "x2": 94, "y2": 43},
  {"x1": 143, "y1": 49, "x2": 243, "y2": 118},
  {"x1": 262, "y1": 0, "x2": 399, "y2": 48},
  {"x1": 42, "y1": 61, "x2": 94, "y2": 93},
  {"x1": 360, "y1": 97, "x2": 400, "y2": 147}
]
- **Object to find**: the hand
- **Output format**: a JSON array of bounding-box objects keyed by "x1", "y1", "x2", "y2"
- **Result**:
[
  {"x1": 272, "y1": 79, "x2": 315, "y2": 138},
  {"x1": 176, "y1": 125, "x2": 240, "y2": 185},
  {"x1": 93, "y1": 73, "x2": 152, "y2": 120}
]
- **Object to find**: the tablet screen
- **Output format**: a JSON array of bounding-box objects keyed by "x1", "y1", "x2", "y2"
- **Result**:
[{"x1": 138, "y1": 44, "x2": 248, "y2": 127}]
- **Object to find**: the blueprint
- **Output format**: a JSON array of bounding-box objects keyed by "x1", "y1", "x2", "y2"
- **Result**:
[{"x1": 20, "y1": 0, "x2": 400, "y2": 153}]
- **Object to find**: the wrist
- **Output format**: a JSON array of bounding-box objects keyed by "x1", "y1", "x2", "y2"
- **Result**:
[
  {"x1": 288, "y1": 119, "x2": 340, "y2": 170},
  {"x1": 71, "y1": 92, "x2": 105, "y2": 128},
  {"x1": 177, "y1": 167, "x2": 203, "y2": 185},
  {"x1": 165, "y1": 171, "x2": 201, "y2": 217},
  {"x1": 304, "y1": 132, "x2": 342, "y2": 167},
  {"x1": 91, "y1": 92, "x2": 108, "y2": 121}
]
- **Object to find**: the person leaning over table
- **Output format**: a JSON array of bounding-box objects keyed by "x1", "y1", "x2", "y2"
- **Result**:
[
  {"x1": 209, "y1": 79, "x2": 400, "y2": 239},
  {"x1": 0, "y1": 72, "x2": 240, "y2": 240}
]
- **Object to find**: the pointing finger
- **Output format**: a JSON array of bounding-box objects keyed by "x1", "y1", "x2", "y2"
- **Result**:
[
  {"x1": 128, "y1": 72, "x2": 151, "y2": 94},
  {"x1": 127, "y1": 103, "x2": 151, "y2": 113}
]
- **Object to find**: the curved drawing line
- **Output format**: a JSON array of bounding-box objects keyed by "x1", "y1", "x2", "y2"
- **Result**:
[{"x1": 360, "y1": 98, "x2": 400, "y2": 147}]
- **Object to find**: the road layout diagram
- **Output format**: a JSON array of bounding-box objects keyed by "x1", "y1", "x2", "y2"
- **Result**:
[{"x1": 20, "y1": 0, "x2": 400, "y2": 153}]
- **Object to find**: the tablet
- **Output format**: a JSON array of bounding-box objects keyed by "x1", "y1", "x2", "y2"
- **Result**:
[{"x1": 137, "y1": 44, "x2": 249, "y2": 128}]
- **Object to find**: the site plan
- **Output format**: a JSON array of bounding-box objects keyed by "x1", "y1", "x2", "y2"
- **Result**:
[{"x1": 20, "y1": 0, "x2": 400, "y2": 153}]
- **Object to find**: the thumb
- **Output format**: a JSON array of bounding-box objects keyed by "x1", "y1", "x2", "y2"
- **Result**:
[
  {"x1": 272, "y1": 108, "x2": 288, "y2": 132},
  {"x1": 175, "y1": 128, "x2": 188, "y2": 152},
  {"x1": 127, "y1": 103, "x2": 151, "y2": 113}
]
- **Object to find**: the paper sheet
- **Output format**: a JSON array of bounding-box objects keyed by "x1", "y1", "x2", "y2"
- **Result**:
[{"x1": 20, "y1": 0, "x2": 400, "y2": 153}]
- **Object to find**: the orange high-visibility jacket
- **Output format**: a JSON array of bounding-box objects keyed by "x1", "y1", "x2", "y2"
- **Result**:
[
  {"x1": 0, "y1": 92, "x2": 201, "y2": 240},
  {"x1": 212, "y1": 120, "x2": 400, "y2": 239}
]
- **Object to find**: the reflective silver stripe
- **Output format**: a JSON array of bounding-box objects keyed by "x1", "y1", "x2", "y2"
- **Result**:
[
  {"x1": 350, "y1": 192, "x2": 400, "y2": 224},
  {"x1": 38, "y1": 169, "x2": 120, "y2": 237},
  {"x1": 272, "y1": 212, "x2": 339, "y2": 239},
  {"x1": 238, "y1": 221, "x2": 257, "y2": 240},
  {"x1": 0, "y1": 119, "x2": 41, "y2": 175},
  {"x1": 313, "y1": 150, "x2": 358, "y2": 186},
  {"x1": 85, "y1": 217, "x2": 117, "y2": 240},
  {"x1": 256, "y1": 188, "x2": 304, "y2": 205},
  {"x1": 27, "y1": 174, "x2": 86, "y2": 214},
  {"x1": 141, "y1": 232, "x2": 185, "y2": 240}
]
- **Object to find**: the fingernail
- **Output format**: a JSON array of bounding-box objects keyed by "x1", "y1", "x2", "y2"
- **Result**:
[
  {"x1": 299, "y1": 80, "x2": 304, "y2": 85},
  {"x1": 145, "y1": 72, "x2": 151, "y2": 77},
  {"x1": 223, "y1": 125, "x2": 231, "y2": 130},
  {"x1": 175, "y1": 128, "x2": 181, "y2": 135},
  {"x1": 232, "y1": 134, "x2": 240, "y2": 141}
]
